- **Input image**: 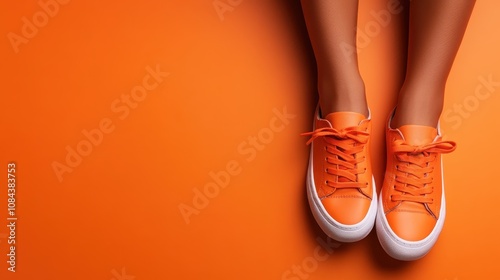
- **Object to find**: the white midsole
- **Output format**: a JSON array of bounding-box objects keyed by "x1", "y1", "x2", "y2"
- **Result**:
[
  {"x1": 375, "y1": 159, "x2": 446, "y2": 261},
  {"x1": 306, "y1": 144, "x2": 378, "y2": 243}
]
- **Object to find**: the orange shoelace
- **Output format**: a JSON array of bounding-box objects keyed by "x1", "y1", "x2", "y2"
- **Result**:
[
  {"x1": 302, "y1": 126, "x2": 369, "y2": 189},
  {"x1": 391, "y1": 140, "x2": 457, "y2": 204}
]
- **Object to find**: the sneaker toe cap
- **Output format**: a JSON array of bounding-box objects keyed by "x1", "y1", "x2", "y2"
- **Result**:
[
  {"x1": 386, "y1": 211, "x2": 437, "y2": 241},
  {"x1": 322, "y1": 196, "x2": 371, "y2": 225}
]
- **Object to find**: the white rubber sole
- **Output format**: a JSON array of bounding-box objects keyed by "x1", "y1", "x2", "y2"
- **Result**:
[
  {"x1": 306, "y1": 147, "x2": 378, "y2": 243},
  {"x1": 375, "y1": 160, "x2": 446, "y2": 261}
]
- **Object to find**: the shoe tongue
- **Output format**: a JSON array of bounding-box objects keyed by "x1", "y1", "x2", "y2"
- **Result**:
[
  {"x1": 324, "y1": 112, "x2": 365, "y2": 130},
  {"x1": 398, "y1": 125, "x2": 438, "y2": 146}
]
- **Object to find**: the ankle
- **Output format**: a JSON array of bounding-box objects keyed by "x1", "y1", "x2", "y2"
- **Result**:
[
  {"x1": 318, "y1": 79, "x2": 369, "y2": 117},
  {"x1": 392, "y1": 89, "x2": 444, "y2": 128}
]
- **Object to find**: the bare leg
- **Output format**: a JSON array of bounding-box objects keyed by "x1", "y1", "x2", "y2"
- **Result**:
[
  {"x1": 392, "y1": 0, "x2": 476, "y2": 128},
  {"x1": 301, "y1": 0, "x2": 368, "y2": 117}
]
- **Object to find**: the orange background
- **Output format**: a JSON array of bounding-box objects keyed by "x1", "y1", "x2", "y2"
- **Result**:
[{"x1": 1, "y1": 0, "x2": 499, "y2": 279}]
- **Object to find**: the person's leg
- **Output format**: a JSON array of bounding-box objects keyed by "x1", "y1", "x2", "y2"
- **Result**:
[
  {"x1": 392, "y1": 0, "x2": 476, "y2": 128},
  {"x1": 301, "y1": 0, "x2": 368, "y2": 117},
  {"x1": 376, "y1": 0, "x2": 474, "y2": 261},
  {"x1": 301, "y1": 1, "x2": 377, "y2": 243}
]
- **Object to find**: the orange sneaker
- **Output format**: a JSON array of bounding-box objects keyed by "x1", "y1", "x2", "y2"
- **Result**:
[
  {"x1": 376, "y1": 111, "x2": 456, "y2": 260},
  {"x1": 302, "y1": 106, "x2": 377, "y2": 242}
]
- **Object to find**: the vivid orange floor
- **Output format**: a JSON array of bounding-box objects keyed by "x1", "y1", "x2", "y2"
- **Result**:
[{"x1": 1, "y1": 0, "x2": 499, "y2": 279}]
